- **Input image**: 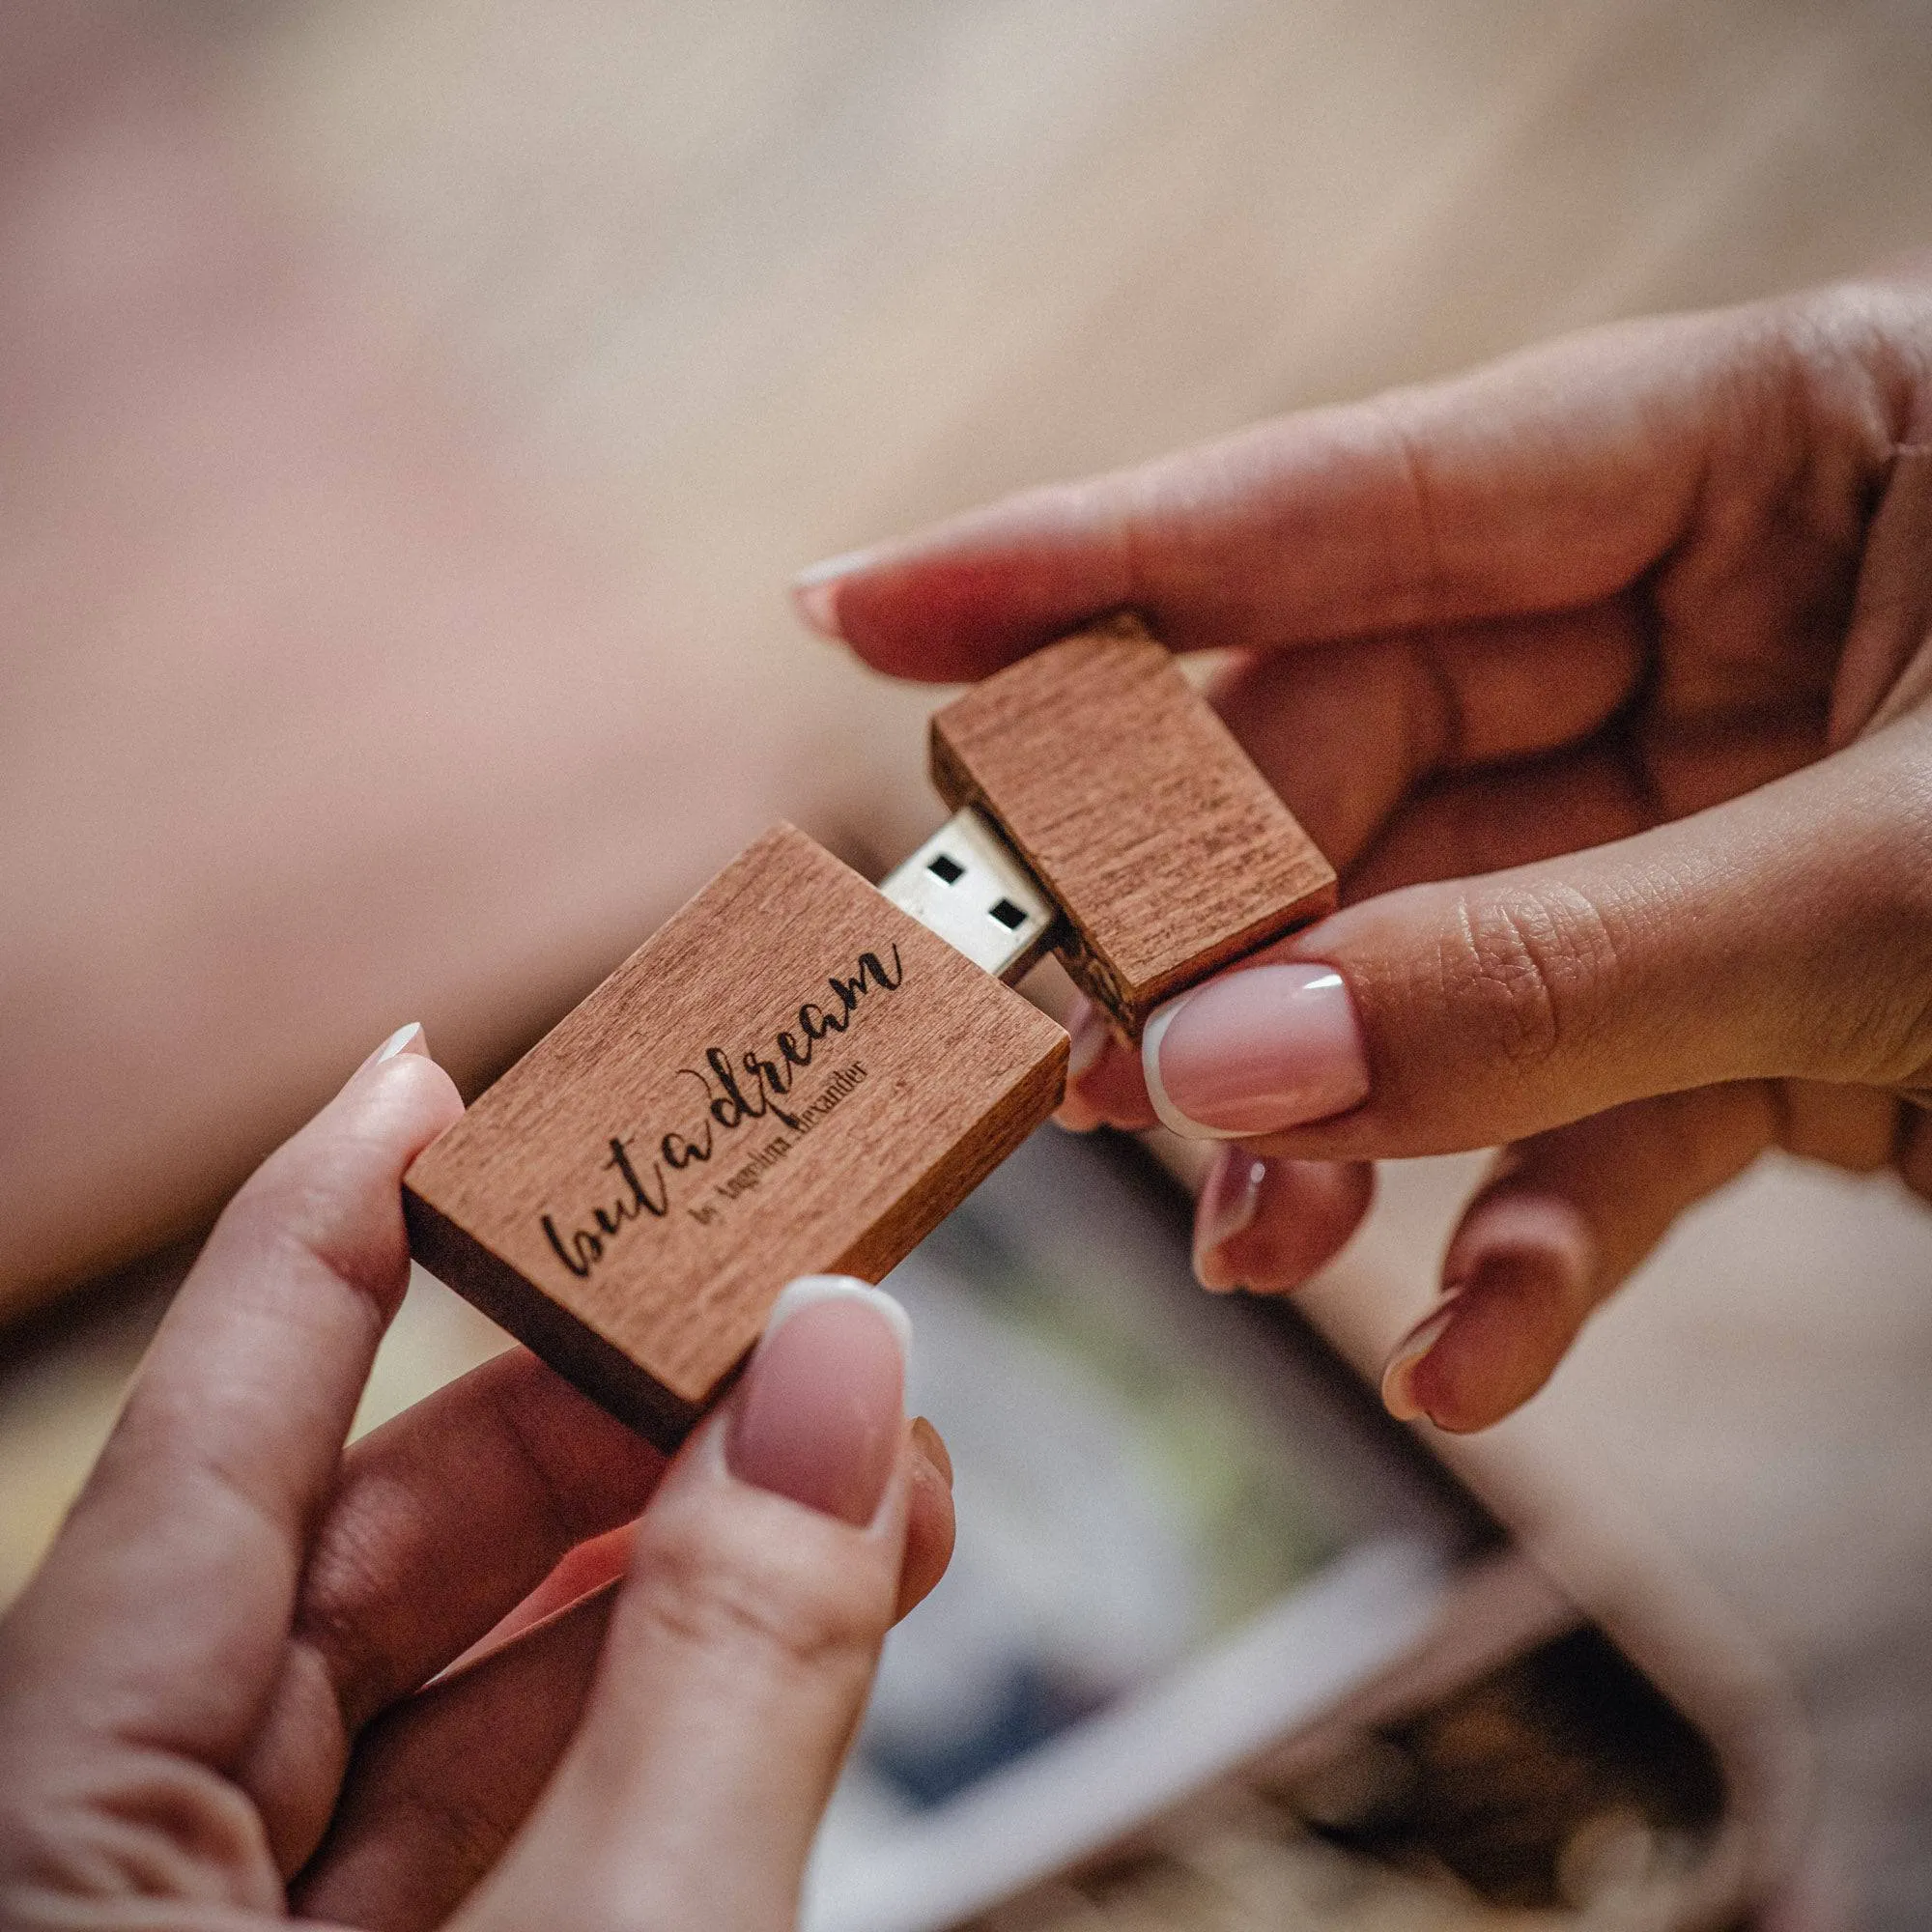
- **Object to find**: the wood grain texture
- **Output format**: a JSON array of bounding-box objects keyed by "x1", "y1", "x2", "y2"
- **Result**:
[
  {"x1": 404, "y1": 825, "x2": 1066, "y2": 1447},
  {"x1": 931, "y1": 617, "x2": 1337, "y2": 1037}
]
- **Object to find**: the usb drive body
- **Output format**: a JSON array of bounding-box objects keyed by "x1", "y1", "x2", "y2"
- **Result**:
[{"x1": 403, "y1": 616, "x2": 1332, "y2": 1447}]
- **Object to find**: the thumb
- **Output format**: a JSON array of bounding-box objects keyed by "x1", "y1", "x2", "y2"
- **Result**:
[
  {"x1": 1138, "y1": 719, "x2": 1932, "y2": 1159},
  {"x1": 454, "y1": 1277, "x2": 915, "y2": 1932}
]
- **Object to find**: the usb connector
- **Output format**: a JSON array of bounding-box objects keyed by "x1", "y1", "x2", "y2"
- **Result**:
[{"x1": 880, "y1": 806, "x2": 1060, "y2": 983}]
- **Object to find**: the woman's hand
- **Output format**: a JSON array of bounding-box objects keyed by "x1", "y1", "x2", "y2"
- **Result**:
[
  {"x1": 795, "y1": 271, "x2": 1932, "y2": 1434},
  {"x1": 0, "y1": 1028, "x2": 953, "y2": 1931}
]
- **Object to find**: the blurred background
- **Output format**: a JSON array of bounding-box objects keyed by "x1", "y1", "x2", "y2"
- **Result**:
[{"x1": 6, "y1": 0, "x2": 1932, "y2": 1923}]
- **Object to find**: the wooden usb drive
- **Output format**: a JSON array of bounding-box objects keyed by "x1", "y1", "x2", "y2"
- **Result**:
[
  {"x1": 403, "y1": 616, "x2": 1333, "y2": 1447},
  {"x1": 405, "y1": 827, "x2": 1065, "y2": 1447},
  {"x1": 931, "y1": 614, "x2": 1335, "y2": 1037}
]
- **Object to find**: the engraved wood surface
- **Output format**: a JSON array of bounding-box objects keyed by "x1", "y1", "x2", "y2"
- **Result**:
[
  {"x1": 932, "y1": 618, "x2": 1337, "y2": 1037},
  {"x1": 404, "y1": 825, "x2": 1066, "y2": 1445}
]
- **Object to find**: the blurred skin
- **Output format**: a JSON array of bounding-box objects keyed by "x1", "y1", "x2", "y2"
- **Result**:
[
  {"x1": 0, "y1": 1031, "x2": 954, "y2": 1931},
  {"x1": 0, "y1": 9, "x2": 842, "y2": 1317},
  {"x1": 796, "y1": 270, "x2": 1932, "y2": 1434}
]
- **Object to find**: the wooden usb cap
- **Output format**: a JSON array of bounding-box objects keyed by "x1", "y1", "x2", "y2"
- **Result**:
[
  {"x1": 930, "y1": 614, "x2": 1336, "y2": 1037},
  {"x1": 404, "y1": 826, "x2": 1065, "y2": 1448}
]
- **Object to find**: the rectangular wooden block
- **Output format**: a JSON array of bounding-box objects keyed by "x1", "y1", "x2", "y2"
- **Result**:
[
  {"x1": 930, "y1": 615, "x2": 1337, "y2": 1037},
  {"x1": 404, "y1": 824, "x2": 1067, "y2": 1447}
]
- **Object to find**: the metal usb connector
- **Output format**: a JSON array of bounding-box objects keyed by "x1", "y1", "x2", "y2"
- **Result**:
[{"x1": 879, "y1": 806, "x2": 1060, "y2": 983}]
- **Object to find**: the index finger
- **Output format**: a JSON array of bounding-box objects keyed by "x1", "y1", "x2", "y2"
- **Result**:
[
  {"x1": 799, "y1": 306, "x2": 1729, "y2": 681},
  {"x1": 0, "y1": 1029, "x2": 462, "y2": 1772}
]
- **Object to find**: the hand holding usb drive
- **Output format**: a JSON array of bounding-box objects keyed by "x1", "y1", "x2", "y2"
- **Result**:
[{"x1": 402, "y1": 616, "x2": 1335, "y2": 1446}]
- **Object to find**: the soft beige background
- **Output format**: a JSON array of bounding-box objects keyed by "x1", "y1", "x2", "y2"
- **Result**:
[{"x1": 4, "y1": 1, "x2": 1932, "y2": 1922}]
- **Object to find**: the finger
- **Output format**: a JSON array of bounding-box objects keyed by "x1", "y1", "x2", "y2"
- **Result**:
[
  {"x1": 1139, "y1": 717, "x2": 1932, "y2": 1161},
  {"x1": 1381, "y1": 1077, "x2": 1909, "y2": 1432},
  {"x1": 1829, "y1": 443, "x2": 1932, "y2": 745},
  {"x1": 239, "y1": 1348, "x2": 667, "y2": 1874},
  {"x1": 1340, "y1": 705, "x2": 1821, "y2": 904},
  {"x1": 1210, "y1": 601, "x2": 1643, "y2": 868},
  {"x1": 455, "y1": 1277, "x2": 920, "y2": 1932},
  {"x1": 1191, "y1": 1149, "x2": 1374, "y2": 1294},
  {"x1": 1342, "y1": 743, "x2": 1650, "y2": 901},
  {"x1": 0, "y1": 1026, "x2": 460, "y2": 1775},
  {"x1": 295, "y1": 1585, "x2": 617, "y2": 1932},
  {"x1": 1776, "y1": 1077, "x2": 1908, "y2": 1174},
  {"x1": 1897, "y1": 1105, "x2": 1932, "y2": 1205},
  {"x1": 796, "y1": 308, "x2": 1728, "y2": 679},
  {"x1": 1054, "y1": 994, "x2": 1157, "y2": 1133},
  {"x1": 898, "y1": 1415, "x2": 957, "y2": 1622},
  {"x1": 295, "y1": 1417, "x2": 953, "y2": 1932},
  {"x1": 1380, "y1": 1085, "x2": 1778, "y2": 1432}
]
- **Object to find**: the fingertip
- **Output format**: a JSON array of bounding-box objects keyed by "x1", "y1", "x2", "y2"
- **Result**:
[
  {"x1": 1142, "y1": 966, "x2": 1371, "y2": 1142},
  {"x1": 1441, "y1": 1190, "x2": 1597, "y2": 1302},
  {"x1": 365, "y1": 1042, "x2": 467, "y2": 1145},
  {"x1": 806, "y1": 479, "x2": 1137, "y2": 682},
  {"x1": 371, "y1": 1019, "x2": 429, "y2": 1065},
  {"x1": 351, "y1": 1020, "x2": 462, "y2": 1129},
  {"x1": 1379, "y1": 1300, "x2": 1459, "y2": 1423},
  {"x1": 1194, "y1": 1147, "x2": 1264, "y2": 1290},
  {"x1": 1195, "y1": 1151, "x2": 1373, "y2": 1293},
  {"x1": 896, "y1": 1419, "x2": 956, "y2": 1622},
  {"x1": 240, "y1": 1028, "x2": 460, "y2": 1252},
  {"x1": 834, "y1": 561, "x2": 1042, "y2": 681},
  {"x1": 1062, "y1": 1021, "x2": 1159, "y2": 1132},
  {"x1": 909, "y1": 1414, "x2": 953, "y2": 1490},
  {"x1": 1064, "y1": 995, "x2": 1112, "y2": 1083},
  {"x1": 1381, "y1": 1244, "x2": 1586, "y2": 1433},
  {"x1": 792, "y1": 557, "x2": 868, "y2": 641},
  {"x1": 1054, "y1": 998, "x2": 1133, "y2": 1131},
  {"x1": 724, "y1": 1280, "x2": 909, "y2": 1527}
]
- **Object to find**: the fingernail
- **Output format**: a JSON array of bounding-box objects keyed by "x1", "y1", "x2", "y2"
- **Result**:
[
  {"x1": 1143, "y1": 964, "x2": 1369, "y2": 1139},
  {"x1": 1380, "y1": 1299, "x2": 1462, "y2": 1422},
  {"x1": 726, "y1": 1276, "x2": 908, "y2": 1525},
  {"x1": 1194, "y1": 1146, "x2": 1268, "y2": 1291},
  {"x1": 1055, "y1": 1001, "x2": 1114, "y2": 1130},
  {"x1": 1064, "y1": 997, "x2": 1113, "y2": 1083},
  {"x1": 791, "y1": 549, "x2": 876, "y2": 639},
  {"x1": 1055, "y1": 998, "x2": 1111, "y2": 1132},
  {"x1": 910, "y1": 1414, "x2": 953, "y2": 1489},
  {"x1": 366, "y1": 1021, "x2": 427, "y2": 1068}
]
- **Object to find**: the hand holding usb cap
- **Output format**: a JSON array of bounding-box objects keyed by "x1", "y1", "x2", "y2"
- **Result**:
[{"x1": 402, "y1": 614, "x2": 1334, "y2": 1447}]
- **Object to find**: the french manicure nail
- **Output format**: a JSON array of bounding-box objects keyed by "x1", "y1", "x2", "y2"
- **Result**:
[
  {"x1": 791, "y1": 549, "x2": 876, "y2": 639},
  {"x1": 1380, "y1": 1299, "x2": 1462, "y2": 1422},
  {"x1": 368, "y1": 1021, "x2": 427, "y2": 1067},
  {"x1": 1142, "y1": 964, "x2": 1369, "y2": 1139},
  {"x1": 1194, "y1": 1146, "x2": 1268, "y2": 1291},
  {"x1": 726, "y1": 1276, "x2": 908, "y2": 1525}
]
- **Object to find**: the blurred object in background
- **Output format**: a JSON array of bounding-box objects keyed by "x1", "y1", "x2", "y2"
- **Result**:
[
  {"x1": 7, "y1": 1, "x2": 1932, "y2": 1922},
  {"x1": 799, "y1": 1131, "x2": 1795, "y2": 1932}
]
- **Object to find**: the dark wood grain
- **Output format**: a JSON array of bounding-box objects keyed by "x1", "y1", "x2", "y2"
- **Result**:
[
  {"x1": 931, "y1": 617, "x2": 1336, "y2": 1037},
  {"x1": 404, "y1": 825, "x2": 1066, "y2": 1447}
]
